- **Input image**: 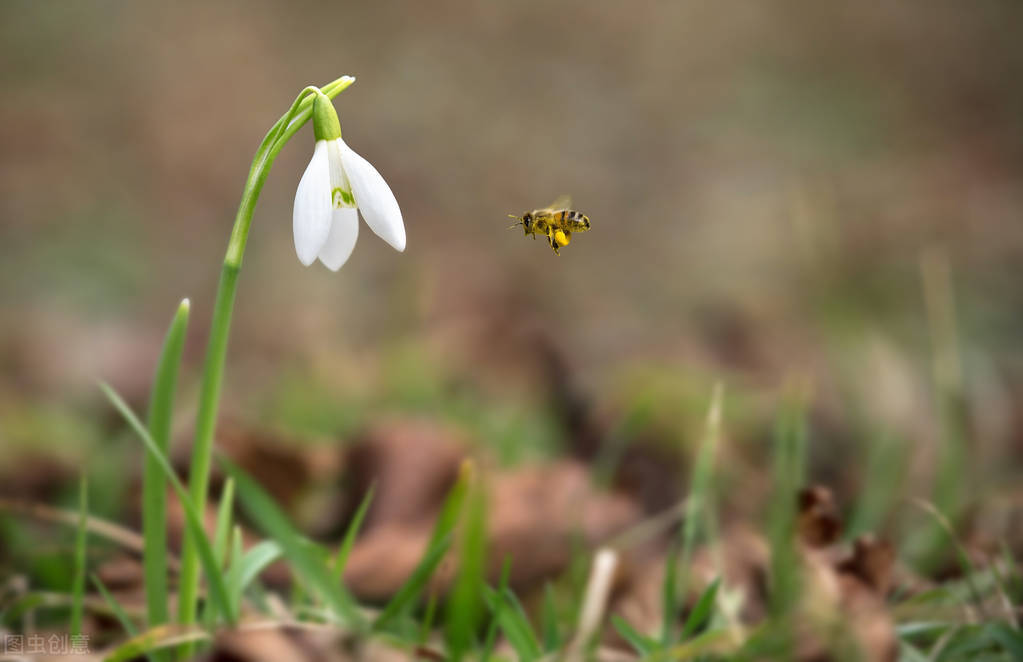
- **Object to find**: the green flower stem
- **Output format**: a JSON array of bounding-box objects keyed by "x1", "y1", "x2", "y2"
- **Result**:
[{"x1": 175, "y1": 77, "x2": 355, "y2": 645}]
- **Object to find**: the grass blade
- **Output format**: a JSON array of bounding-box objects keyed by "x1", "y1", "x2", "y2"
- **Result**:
[
  {"x1": 912, "y1": 499, "x2": 989, "y2": 618},
  {"x1": 418, "y1": 591, "x2": 440, "y2": 645},
  {"x1": 100, "y1": 382, "x2": 235, "y2": 625},
  {"x1": 680, "y1": 577, "x2": 719, "y2": 640},
  {"x1": 219, "y1": 456, "x2": 362, "y2": 627},
  {"x1": 483, "y1": 585, "x2": 542, "y2": 662},
  {"x1": 373, "y1": 533, "x2": 453, "y2": 632},
  {"x1": 212, "y1": 478, "x2": 235, "y2": 567},
  {"x1": 540, "y1": 583, "x2": 561, "y2": 652},
  {"x1": 661, "y1": 534, "x2": 681, "y2": 644},
  {"x1": 228, "y1": 536, "x2": 282, "y2": 612},
  {"x1": 446, "y1": 470, "x2": 487, "y2": 662},
  {"x1": 612, "y1": 616, "x2": 657, "y2": 656},
  {"x1": 143, "y1": 298, "x2": 189, "y2": 637},
  {"x1": 333, "y1": 483, "x2": 375, "y2": 582},
  {"x1": 664, "y1": 383, "x2": 724, "y2": 644},
  {"x1": 226, "y1": 527, "x2": 245, "y2": 616},
  {"x1": 430, "y1": 460, "x2": 472, "y2": 546},
  {"x1": 767, "y1": 385, "x2": 809, "y2": 619},
  {"x1": 373, "y1": 461, "x2": 474, "y2": 632},
  {"x1": 481, "y1": 558, "x2": 512, "y2": 662},
  {"x1": 202, "y1": 478, "x2": 236, "y2": 627},
  {"x1": 70, "y1": 475, "x2": 88, "y2": 637},
  {"x1": 92, "y1": 574, "x2": 138, "y2": 637}
]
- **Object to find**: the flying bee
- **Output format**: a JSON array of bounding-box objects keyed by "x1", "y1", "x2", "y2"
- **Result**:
[{"x1": 508, "y1": 196, "x2": 591, "y2": 255}]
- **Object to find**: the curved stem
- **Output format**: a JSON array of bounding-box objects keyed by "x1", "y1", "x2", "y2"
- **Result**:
[{"x1": 176, "y1": 77, "x2": 355, "y2": 649}]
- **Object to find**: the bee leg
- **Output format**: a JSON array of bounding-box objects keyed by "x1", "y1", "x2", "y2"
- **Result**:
[{"x1": 548, "y1": 234, "x2": 560, "y2": 255}]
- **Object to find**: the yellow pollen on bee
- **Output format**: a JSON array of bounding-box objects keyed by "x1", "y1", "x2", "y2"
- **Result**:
[{"x1": 554, "y1": 230, "x2": 570, "y2": 246}]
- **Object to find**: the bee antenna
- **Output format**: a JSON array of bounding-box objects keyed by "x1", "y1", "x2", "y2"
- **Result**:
[{"x1": 507, "y1": 214, "x2": 522, "y2": 229}]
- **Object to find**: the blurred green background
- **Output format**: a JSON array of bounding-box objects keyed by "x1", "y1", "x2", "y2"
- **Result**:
[{"x1": 1, "y1": 0, "x2": 1022, "y2": 533}]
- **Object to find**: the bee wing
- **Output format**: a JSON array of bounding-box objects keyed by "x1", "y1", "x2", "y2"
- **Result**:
[{"x1": 546, "y1": 195, "x2": 572, "y2": 211}]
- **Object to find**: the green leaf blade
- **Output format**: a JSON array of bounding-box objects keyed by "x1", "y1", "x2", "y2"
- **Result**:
[
  {"x1": 333, "y1": 483, "x2": 375, "y2": 582},
  {"x1": 143, "y1": 298, "x2": 189, "y2": 637},
  {"x1": 219, "y1": 456, "x2": 363, "y2": 628},
  {"x1": 100, "y1": 382, "x2": 235, "y2": 626}
]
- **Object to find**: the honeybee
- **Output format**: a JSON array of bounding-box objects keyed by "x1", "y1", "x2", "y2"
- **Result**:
[{"x1": 508, "y1": 196, "x2": 591, "y2": 255}]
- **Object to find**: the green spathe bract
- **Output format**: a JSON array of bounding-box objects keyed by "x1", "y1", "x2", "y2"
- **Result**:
[{"x1": 312, "y1": 90, "x2": 342, "y2": 142}]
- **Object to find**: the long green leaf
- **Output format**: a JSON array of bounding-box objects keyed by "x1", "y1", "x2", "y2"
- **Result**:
[
  {"x1": 483, "y1": 585, "x2": 541, "y2": 662},
  {"x1": 70, "y1": 475, "x2": 88, "y2": 637},
  {"x1": 100, "y1": 382, "x2": 235, "y2": 625},
  {"x1": 92, "y1": 574, "x2": 138, "y2": 637},
  {"x1": 767, "y1": 388, "x2": 808, "y2": 619},
  {"x1": 373, "y1": 533, "x2": 452, "y2": 631},
  {"x1": 212, "y1": 478, "x2": 235, "y2": 568},
  {"x1": 219, "y1": 456, "x2": 362, "y2": 627},
  {"x1": 540, "y1": 583, "x2": 561, "y2": 652},
  {"x1": 665, "y1": 383, "x2": 723, "y2": 644},
  {"x1": 418, "y1": 591, "x2": 440, "y2": 645},
  {"x1": 481, "y1": 558, "x2": 512, "y2": 662},
  {"x1": 446, "y1": 471, "x2": 487, "y2": 662},
  {"x1": 228, "y1": 537, "x2": 282, "y2": 613},
  {"x1": 201, "y1": 478, "x2": 236, "y2": 628},
  {"x1": 680, "y1": 578, "x2": 719, "y2": 640},
  {"x1": 430, "y1": 460, "x2": 472, "y2": 546},
  {"x1": 661, "y1": 534, "x2": 681, "y2": 644},
  {"x1": 333, "y1": 483, "x2": 375, "y2": 582},
  {"x1": 612, "y1": 616, "x2": 657, "y2": 656},
  {"x1": 226, "y1": 527, "x2": 245, "y2": 616},
  {"x1": 373, "y1": 461, "x2": 473, "y2": 632},
  {"x1": 143, "y1": 298, "x2": 189, "y2": 639}
]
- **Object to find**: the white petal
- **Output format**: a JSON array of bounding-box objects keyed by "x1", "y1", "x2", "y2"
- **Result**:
[
  {"x1": 317, "y1": 207, "x2": 359, "y2": 271},
  {"x1": 340, "y1": 142, "x2": 406, "y2": 252},
  {"x1": 293, "y1": 141, "x2": 333, "y2": 266}
]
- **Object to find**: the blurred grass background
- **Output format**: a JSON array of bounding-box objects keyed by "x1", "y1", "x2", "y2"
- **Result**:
[{"x1": 2, "y1": 0, "x2": 1023, "y2": 568}]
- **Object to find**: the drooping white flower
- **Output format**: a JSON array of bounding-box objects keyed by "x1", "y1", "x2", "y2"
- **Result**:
[{"x1": 293, "y1": 91, "x2": 405, "y2": 270}]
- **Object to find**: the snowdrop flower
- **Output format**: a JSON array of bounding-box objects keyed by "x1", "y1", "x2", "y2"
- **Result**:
[{"x1": 293, "y1": 90, "x2": 405, "y2": 270}]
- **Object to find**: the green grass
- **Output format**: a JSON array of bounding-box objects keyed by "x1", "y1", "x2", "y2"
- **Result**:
[
  {"x1": 662, "y1": 382, "x2": 724, "y2": 645},
  {"x1": 92, "y1": 573, "x2": 139, "y2": 637},
  {"x1": 220, "y1": 456, "x2": 362, "y2": 627},
  {"x1": 333, "y1": 483, "x2": 375, "y2": 583},
  {"x1": 0, "y1": 365, "x2": 1016, "y2": 662},
  {"x1": 4, "y1": 325, "x2": 1017, "y2": 661},
  {"x1": 446, "y1": 469, "x2": 487, "y2": 661}
]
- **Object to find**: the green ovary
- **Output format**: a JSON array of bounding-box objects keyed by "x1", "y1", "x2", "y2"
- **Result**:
[{"x1": 332, "y1": 188, "x2": 355, "y2": 207}]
